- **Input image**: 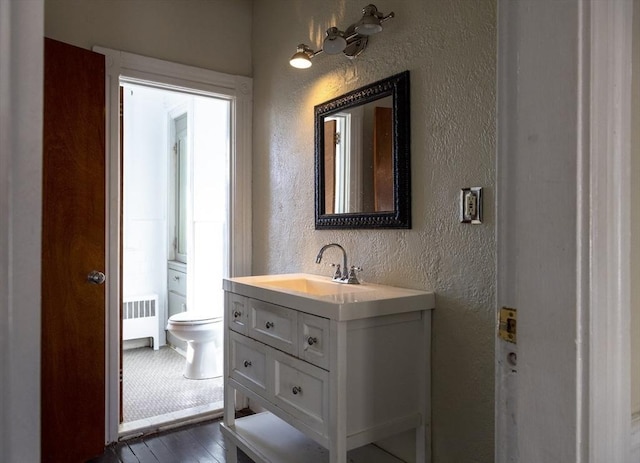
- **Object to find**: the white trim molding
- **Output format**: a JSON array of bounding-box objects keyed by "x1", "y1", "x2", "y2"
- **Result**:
[
  {"x1": 94, "y1": 46, "x2": 252, "y2": 444},
  {"x1": 0, "y1": 0, "x2": 44, "y2": 461},
  {"x1": 587, "y1": 1, "x2": 632, "y2": 461}
]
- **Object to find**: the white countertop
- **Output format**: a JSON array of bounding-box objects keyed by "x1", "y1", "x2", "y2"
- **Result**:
[{"x1": 223, "y1": 273, "x2": 435, "y2": 321}]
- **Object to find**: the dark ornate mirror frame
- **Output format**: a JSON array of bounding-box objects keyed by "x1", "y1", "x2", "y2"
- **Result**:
[{"x1": 314, "y1": 71, "x2": 411, "y2": 229}]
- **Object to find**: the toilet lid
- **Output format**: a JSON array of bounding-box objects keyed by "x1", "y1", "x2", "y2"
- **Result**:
[{"x1": 169, "y1": 311, "x2": 220, "y2": 324}]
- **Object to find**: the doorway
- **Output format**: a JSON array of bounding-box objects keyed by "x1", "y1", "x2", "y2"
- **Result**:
[
  {"x1": 119, "y1": 83, "x2": 229, "y2": 433},
  {"x1": 97, "y1": 46, "x2": 253, "y2": 444}
]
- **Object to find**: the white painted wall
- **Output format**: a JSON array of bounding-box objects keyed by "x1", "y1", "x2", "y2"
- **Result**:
[
  {"x1": 122, "y1": 84, "x2": 176, "y2": 345},
  {"x1": 123, "y1": 86, "x2": 230, "y2": 343},
  {"x1": 252, "y1": 1, "x2": 496, "y2": 461},
  {"x1": 0, "y1": 1, "x2": 44, "y2": 462},
  {"x1": 122, "y1": 85, "x2": 171, "y2": 304},
  {"x1": 44, "y1": 0, "x2": 252, "y2": 76}
]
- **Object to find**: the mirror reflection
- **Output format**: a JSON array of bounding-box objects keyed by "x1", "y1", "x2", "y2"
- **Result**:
[
  {"x1": 315, "y1": 71, "x2": 411, "y2": 229},
  {"x1": 323, "y1": 95, "x2": 393, "y2": 214}
]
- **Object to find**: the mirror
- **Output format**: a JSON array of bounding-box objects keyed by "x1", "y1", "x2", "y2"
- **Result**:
[{"x1": 315, "y1": 71, "x2": 410, "y2": 229}]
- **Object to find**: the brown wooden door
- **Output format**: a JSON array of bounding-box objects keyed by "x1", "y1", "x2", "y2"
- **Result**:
[
  {"x1": 42, "y1": 38, "x2": 106, "y2": 463},
  {"x1": 373, "y1": 106, "x2": 393, "y2": 212}
]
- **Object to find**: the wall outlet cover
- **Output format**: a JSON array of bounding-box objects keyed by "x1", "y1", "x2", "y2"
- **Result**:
[{"x1": 460, "y1": 187, "x2": 483, "y2": 224}]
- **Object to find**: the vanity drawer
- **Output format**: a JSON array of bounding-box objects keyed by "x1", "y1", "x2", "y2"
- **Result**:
[
  {"x1": 168, "y1": 268, "x2": 187, "y2": 295},
  {"x1": 229, "y1": 331, "x2": 268, "y2": 396},
  {"x1": 226, "y1": 293, "x2": 249, "y2": 335},
  {"x1": 298, "y1": 313, "x2": 330, "y2": 370},
  {"x1": 272, "y1": 348, "x2": 329, "y2": 437},
  {"x1": 248, "y1": 299, "x2": 298, "y2": 355}
]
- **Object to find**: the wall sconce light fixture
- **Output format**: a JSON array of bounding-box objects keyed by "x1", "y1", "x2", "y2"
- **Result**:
[{"x1": 289, "y1": 4, "x2": 395, "y2": 69}]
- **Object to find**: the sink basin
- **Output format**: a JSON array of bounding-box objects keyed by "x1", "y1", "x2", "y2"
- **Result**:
[
  {"x1": 223, "y1": 273, "x2": 435, "y2": 321},
  {"x1": 260, "y1": 277, "x2": 370, "y2": 296}
]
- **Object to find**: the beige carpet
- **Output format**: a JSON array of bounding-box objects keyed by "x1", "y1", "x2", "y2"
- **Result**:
[{"x1": 122, "y1": 346, "x2": 223, "y2": 422}]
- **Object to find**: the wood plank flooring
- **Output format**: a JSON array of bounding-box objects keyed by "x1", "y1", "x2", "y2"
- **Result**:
[{"x1": 87, "y1": 418, "x2": 254, "y2": 463}]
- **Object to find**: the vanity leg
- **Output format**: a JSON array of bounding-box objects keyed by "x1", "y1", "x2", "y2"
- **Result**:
[
  {"x1": 329, "y1": 445, "x2": 347, "y2": 463},
  {"x1": 223, "y1": 308, "x2": 235, "y2": 428},
  {"x1": 415, "y1": 310, "x2": 432, "y2": 463},
  {"x1": 416, "y1": 424, "x2": 428, "y2": 463},
  {"x1": 223, "y1": 386, "x2": 236, "y2": 427},
  {"x1": 329, "y1": 321, "x2": 348, "y2": 463},
  {"x1": 225, "y1": 441, "x2": 239, "y2": 463}
]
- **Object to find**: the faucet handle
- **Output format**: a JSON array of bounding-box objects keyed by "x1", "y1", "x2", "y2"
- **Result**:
[
  {"x1": 330, "y1": 263, "x2": 343, "y2": 280},
  {"x1": 347, "y1": 266, "x2": 362, "y2": 284}
]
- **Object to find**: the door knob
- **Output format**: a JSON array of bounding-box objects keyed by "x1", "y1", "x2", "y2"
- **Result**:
[{"x1": 87, "y1": 270, "x2": 106, "y2": 285}]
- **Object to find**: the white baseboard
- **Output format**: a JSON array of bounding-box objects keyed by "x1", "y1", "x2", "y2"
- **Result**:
[{"x1": 123, "y1": 338, "x2": 153, "y2": 350}]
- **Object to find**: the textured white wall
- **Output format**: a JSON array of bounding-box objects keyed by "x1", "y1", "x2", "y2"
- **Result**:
[
  {"x1": 252, "y1": 1, "x2": 496, "y2": 461},
  {"x1": 44, "y1": 0, "x2": 252, "y2": 75}
]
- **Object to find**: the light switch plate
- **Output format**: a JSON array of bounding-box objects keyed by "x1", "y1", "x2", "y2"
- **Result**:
[{"x1": 460, "y1": 187, "x2": 483, "y2": 224}]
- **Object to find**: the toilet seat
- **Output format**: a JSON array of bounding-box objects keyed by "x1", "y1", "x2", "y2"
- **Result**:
[{"x1": 169, "y1": 311, "x2": 221, "y2": 325}]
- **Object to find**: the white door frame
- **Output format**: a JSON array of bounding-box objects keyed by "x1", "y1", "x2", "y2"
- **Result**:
[
  {"x1": 496, "y1": 1, "x2": 632, "y2": 461},
  {"x1": 586, "y1": 3, "x2": 632, "y2": 460},
  {"x1": 94, "y1": 46, "x2": 252, "y2": 444}
]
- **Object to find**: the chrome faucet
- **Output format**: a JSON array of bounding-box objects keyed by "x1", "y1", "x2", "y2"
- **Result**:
[{"x1": 315, "y1": 243, "x2": 361, "y2": 284}]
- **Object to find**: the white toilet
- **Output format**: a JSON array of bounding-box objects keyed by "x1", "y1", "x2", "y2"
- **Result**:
[{"x1": 166, "y1": 311, "x2": 223, "y2": 379}]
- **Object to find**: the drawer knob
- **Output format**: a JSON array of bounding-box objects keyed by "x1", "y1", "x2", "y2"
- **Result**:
[
  {"x1": 307, "y1": 336, "x2": 318, "y2": 346},
  {"x1": 173, "y1": 275, "x2": 180, "y2": 281},
  {"x1": 233, "y1": 311, "x2": 242, "y2": 318},
  {"x1": 243, "y1": 360, "x2": 252, "y2": 368},
  {"x1": 292, "y1": 386, "x2": 302, "y2": 395},
  {"x1": 265, "y1": 321, "x2": 274, "y2": 329}
]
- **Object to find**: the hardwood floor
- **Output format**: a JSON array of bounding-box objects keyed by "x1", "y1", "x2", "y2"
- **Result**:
[{"x1": 87, "y1": 417, "x2": 254, "y2": 463}]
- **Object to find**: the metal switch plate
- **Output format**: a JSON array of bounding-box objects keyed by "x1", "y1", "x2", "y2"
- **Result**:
[
  {"x1": 460, "y1": 187, "x2": 483, "y2": 224},
  {"x1": 499, "y1": 307, "x2": 517, "y2": 343}
]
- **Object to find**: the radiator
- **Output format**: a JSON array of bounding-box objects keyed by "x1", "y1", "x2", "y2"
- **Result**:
[{"x1": 123, "y1": 294, "x2": 160, "y2": 350}]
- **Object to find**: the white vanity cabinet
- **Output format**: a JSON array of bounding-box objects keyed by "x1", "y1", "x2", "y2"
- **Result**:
[
  {"x1": 167, "y1": 261, "x2": 187, "y2": 348},
  {"x1": 221, "y1": 274, "x2": 435, "y2": 463}
]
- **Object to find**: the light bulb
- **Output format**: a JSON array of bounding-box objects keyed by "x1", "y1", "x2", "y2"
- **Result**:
[{"x1": 290, "y1": 45, "x2": 313, "y2": 69}]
